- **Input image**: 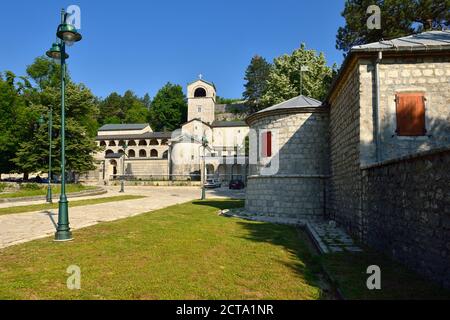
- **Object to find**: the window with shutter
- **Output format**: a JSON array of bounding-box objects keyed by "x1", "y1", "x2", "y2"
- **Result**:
[
  {"x1": 395, "y1": 92, "x2": 426, "y2": 136},
  {"x1": 261, "y1": 131, "x2": 272, "y2": 158}
]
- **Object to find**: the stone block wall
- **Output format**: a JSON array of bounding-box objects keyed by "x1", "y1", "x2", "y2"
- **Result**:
[
  {"x1": 246, "y1": 176, "x2": 326, "y2": 219},
  {"x1": 245, "y1": 110, "x2": 329, "y2": 220},
  {"x1": 361, "y1": 148, "x2": 450, "y2": 289},
  {"x1": 328, "y1": 64, "x2": 363, "y2": 237},
  {"x1": 359, "y1": 55, "x2": 450, "y2": 165}
]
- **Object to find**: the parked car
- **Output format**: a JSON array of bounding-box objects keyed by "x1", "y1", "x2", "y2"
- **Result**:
[
  {"x1": 229, "y1": 180, "x2": 245, "y2": 190},
  {"x1": 204, "y1": 179, "x2": 221, "y2": 189}
]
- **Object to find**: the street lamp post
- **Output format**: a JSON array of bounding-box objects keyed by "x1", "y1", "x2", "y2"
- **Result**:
[
  {"x1": 46, "y1": 106, "x2": 53, "y2": 203},
  {"x1": 201, "y1": 135, "x2": 208, "y2": 200},
  {"x1": 46, "y1": 9, "x2": 82, "y2": 242},
  {"x1": 119, "y1": 143, "x2": 128, "y2": 193}
]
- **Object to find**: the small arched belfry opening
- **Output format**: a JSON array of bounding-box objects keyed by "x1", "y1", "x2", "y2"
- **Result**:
[
  {"x1": 194, "y1": 87, "x2": 207, "y2": 98},
  {"x1": 128, "y1": 150, "x2": 136, "y2": 158},
  {"x1": 149, "y1": 139, "x2": 159, "y2": 146},
  {"x1": 150, "y1": 149, "x2": 158, "y2": 158},
  {"x1": 139, "y1": 150, "x2": 147, "y2": 158},
  {"x1": 99, "y1": 141, "x2": 107, "y2": 147}
]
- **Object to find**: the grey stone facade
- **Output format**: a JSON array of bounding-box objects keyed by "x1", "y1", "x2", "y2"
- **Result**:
[
  {"x1": 361, "y1": 148, "x2": 450, "y2": 289},
  {"x1": 245, "y1": 106, "x2": 329, "y2": 219}
]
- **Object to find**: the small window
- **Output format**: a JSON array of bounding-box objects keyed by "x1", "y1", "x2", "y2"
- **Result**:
[
  {"x1": 261, "y1": 131, "x2": 272, "y2": 158},
  {"x1": 198, "y1": 107, "x2": 202, "y2": 113},
  {"x1": 395, "y1": 92, "x2": 426, "y2": 136}
]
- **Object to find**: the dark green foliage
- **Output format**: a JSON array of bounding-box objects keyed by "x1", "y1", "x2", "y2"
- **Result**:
[
  {"x1": 337, "y1": 0, "x2": 450, "y2": 53},
  {"x1": 148, "y1": 83, "x2": 187, "y2": 131},
  {"x1": 243, "y1": 55, "x2": 272, "y2": 113}
]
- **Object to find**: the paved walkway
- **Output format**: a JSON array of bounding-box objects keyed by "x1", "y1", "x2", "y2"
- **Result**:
[{"x1": 0, "y1": 186, "x2": 243, "y2": 250}]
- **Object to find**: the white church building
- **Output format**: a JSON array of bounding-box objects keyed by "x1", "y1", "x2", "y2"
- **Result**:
[{"x1": 91, "y1": 78, "x2": 250, "y2": 183}]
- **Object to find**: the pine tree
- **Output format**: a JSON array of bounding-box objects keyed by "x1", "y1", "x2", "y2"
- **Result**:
[{"x1": 243, "y1": 55, "x2": 272, "y2": 113}]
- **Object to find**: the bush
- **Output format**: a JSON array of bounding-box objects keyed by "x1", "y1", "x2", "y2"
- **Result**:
[
  {"x1": 0, "y1": 183, "x2": 6, "y2": 192},
  {"x1": 20, "y1": 183, "x2": 42, "y2": 191}
]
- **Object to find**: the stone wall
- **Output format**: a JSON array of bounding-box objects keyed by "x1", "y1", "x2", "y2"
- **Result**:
[
  {"x1": 246, "y1": 176, "x2": 326, "y2": 220},
  {"x1": 361, "y1": 148, "x2": 450, "y2": 289},
  {"x1": 328, "y1": 64, "x2": 363, "y2": 238},
  {"x1": 359, "y1": 55, "x2": 450, "y2": 166},
  {"x1": 245, "y1": 110, "x2": 329, "y2": 220}
]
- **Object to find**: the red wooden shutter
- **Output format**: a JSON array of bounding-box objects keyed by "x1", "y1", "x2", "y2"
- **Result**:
[
  {"x1": 396, "y1": 92, "x2": 426, "y2": 136},
  {"x1": 261, "y1": 131, "x2": 272, "y2": 158}
]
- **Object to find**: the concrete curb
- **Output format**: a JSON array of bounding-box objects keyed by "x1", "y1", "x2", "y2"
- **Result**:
[{"x1": 0, "y1": 187, "x2": 107, "y2": 204}]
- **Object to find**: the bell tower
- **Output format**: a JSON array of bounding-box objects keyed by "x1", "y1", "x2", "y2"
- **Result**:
[{"x1": 187, "y1": 75, "x2": 216, "y2": 124}]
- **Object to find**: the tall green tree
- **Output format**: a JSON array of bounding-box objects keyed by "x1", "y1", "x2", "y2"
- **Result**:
[
  {"x1": 261, "y1": 44, "x2": 336, "y2": 107},
  {"x1": 148, "y1": 83, "x2": 187, "y2": 131},
  {"x1": 9, "y1": 56, "x2": 100, "y2": 177},
  {"x1": 0, "y1": 72, "x2": 35, "y2": 176},
  {"x1": 243, "y1": 55, "x2": 272, "y2": 113},
  {"x1": 336, "y1": 0, "x2": 450, "y2": 53}
]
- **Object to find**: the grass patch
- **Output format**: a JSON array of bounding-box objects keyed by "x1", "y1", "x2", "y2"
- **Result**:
[
  {"x1": 0, "y1": 199, "x2": 326, "y2": 300},
  {"x1": 0, "y1": 195, "x2": 146, "y2": 216},
  {"x1": 321, "y1": 250, "x2": 450, "y2": 300},
  {"x1": 0, "y1": 184, "x2": 96, "y2": 199}
]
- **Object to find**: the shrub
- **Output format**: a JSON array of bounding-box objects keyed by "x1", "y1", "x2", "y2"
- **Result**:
[
  {"x1": 0, "y1": 183, "x2": 6, "y2": 192},
  {"x1": 20, "y1": 183, "x2": 42, "y2": 191}
]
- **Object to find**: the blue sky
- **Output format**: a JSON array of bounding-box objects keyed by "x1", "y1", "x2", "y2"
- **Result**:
[{"x1": 0, "y1": 0, "x2": 346, "y2": 99}]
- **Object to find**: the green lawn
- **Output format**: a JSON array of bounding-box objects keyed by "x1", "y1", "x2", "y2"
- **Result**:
[
  {"x1": 0, "y1": 184, "x2": 96, "y2": 199},
  {"x1": 0, "y1": 195, "x2": 146, "y2": 216},
  {"x1": 0, "y1": 199, "x2": 326, "y2": 300},
  {"x1": 320, "y1": 250, "x2": 450, "y2": 300}
]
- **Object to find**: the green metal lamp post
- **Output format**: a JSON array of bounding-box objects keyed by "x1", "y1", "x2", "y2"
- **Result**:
[
  {"x1": 201, "y1": 135, "x2": 208, "y2": 200},
  {"x1": 39, "y1": 107, "x2": 54, "y2": 203},
  {"x1": 46, "y1": 9, "x2": 82, "y2": 242},
  {"x1": 119, "y1": 143, "x2": 128, "y2": 193}
]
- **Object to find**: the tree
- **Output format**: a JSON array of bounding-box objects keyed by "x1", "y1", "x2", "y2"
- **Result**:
[
  {"x1": 243, "y1": 55, "x2": 272, "y2": 113},
  {"x1": 148, "y1": 83, "x2": 187, "y2": 131},
  {"x1": 98, "y1": 90, "x2": 149, "y2": 126},
  {"x1": 0, "y1": 72, "x2": 34, "y2": 175},
  {"x1": 8, "y1": 56, "x2": 100, "y2": 177},
  {"x1": 260, "y1": 44, "x2": 336, "y2": 107},
  {"x1": 336, "y1": 0, "x2": 450, "y2": 53}
]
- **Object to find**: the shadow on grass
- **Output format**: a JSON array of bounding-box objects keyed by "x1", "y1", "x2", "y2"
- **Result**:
[
  {"x1": 192, "y1": 199, "x2": 331, "y2": 299},
  {"x1": 191, "y1": 199, "x2": 244, "y2": 211}
]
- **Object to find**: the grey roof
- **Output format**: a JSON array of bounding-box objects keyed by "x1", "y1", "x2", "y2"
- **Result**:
[
  {"x1": 256, "y1": 95, "x2": 322, "y2": 114},
  {"x1": 351, "y1": 30, "x2": 450, "y2": 52},
  {"x1": 188, "y1": 78, "x2": 216, "y2": 89},
  {"x1": 211, "y1": 120, "x2": 248, "y2": 128},
  {"x1": 98, "y1": 124, "x2": 149, "y2": 131},
  {"x1": 96, "y1": 132, "x2": 172, "y2": 140}
]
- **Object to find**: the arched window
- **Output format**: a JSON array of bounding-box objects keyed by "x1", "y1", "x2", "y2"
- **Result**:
[
  {"x1": 149, "y1": 139, "x2": 159, "y2": 146},
  {"x1": 150, "y1": 149, "x2": 158, "y2": 158},
  {"x1": 105, "y1": 149, "x2": 114, "y2": 156},
  {"x1": 128, "y1": 150, "x2": 136, "y2": 158},
  {"x1": 194, "y1": 87, "x2": 207, "y2": 98},
  {"x1": 162, "y1": 150, "x2": 168, "y2": 159},
  {"x1": 138, "y1": 140, "x2": 147, "y2": 146},
  {"x1": 139, "y1": 150, "x2": 147, "y2": 158},
  {"x1": 100, "y1": 141, "x2": 107, "y2": 147},
  {"x1": 108, "y1": 140, "x2": 116, "y2": 146},
  {"x1": 161, "y1": 139, "x2": 169, "y2": 145},
  {"x1": 118, "y1": 149, "x2": 124, "y2": 155},
  {"x1": 128, "y1": 140, "x2": 137, "y2": 146},
  {"x1": 118, "y1": 140, "x2": 126, "y2": 147}
]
